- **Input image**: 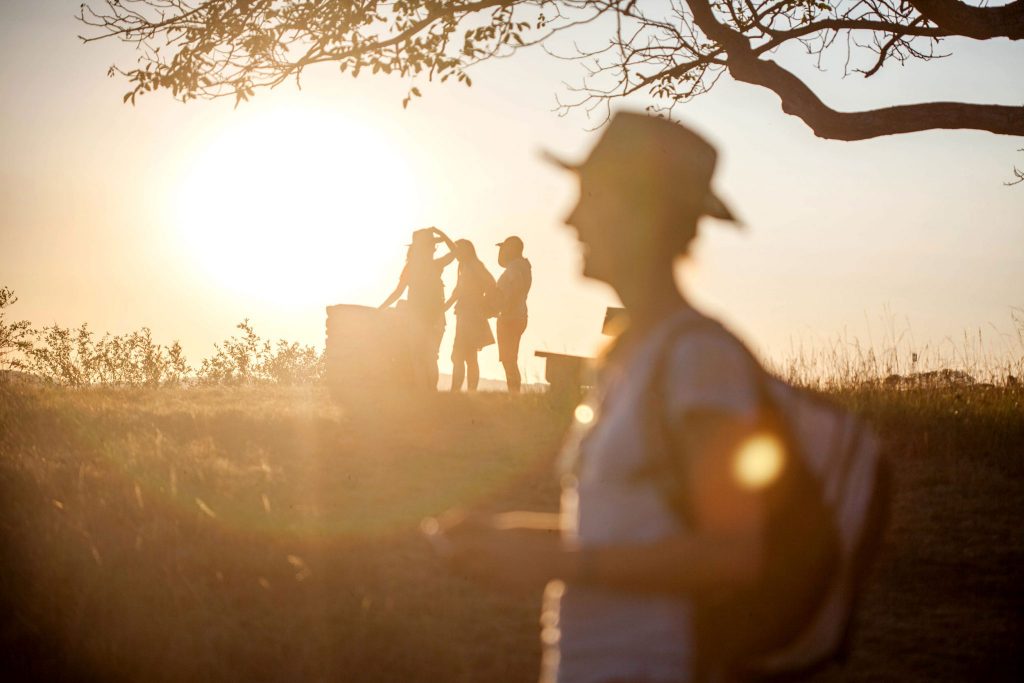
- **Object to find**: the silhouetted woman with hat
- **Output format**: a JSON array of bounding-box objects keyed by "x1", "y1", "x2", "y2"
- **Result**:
[
  {"x1": 428, "y1": 112, "x2": 772, "y2": 683},
  {"x1": 445, "y1": 239, "x2": 497, "y2": 392},
  {"x1": 380, "y1": 227, "x2": 456, "y2": 391}
]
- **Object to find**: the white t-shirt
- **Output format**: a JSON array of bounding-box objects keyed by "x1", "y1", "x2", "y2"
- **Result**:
[
  {"x1": 496, "y1": 257, "x2": 532, "y2": 320},
  {"x1": 541, "y1": 306, "x2": 760, "y2": 683}
]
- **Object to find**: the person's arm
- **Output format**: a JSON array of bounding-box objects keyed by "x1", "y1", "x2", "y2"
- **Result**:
[
  {"x1": 567, "y1": 412, "x2": 766, "y2": 592},
  {"x1": 432, "y1": 227, "x2": 456, "y2": 251},
  {"x1": 434, "y1": 413, "x2": 765, "y2": 592},
  {"x1": 444, "y1": 280, "x2": 461, "y2": 312},
  {"x1": 432, "y1": 227, "x2": 457, "y2": 268},
  {"x1": 378, "y1": 266, "x2": 409, "y2": 309},
  {"x1": 427, "y1": 511, "x2": 566, "y2": 589}
]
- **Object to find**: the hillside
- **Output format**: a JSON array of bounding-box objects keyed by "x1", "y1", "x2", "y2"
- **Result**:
[{"x1": 1, "y1": 384, "x2": 1022, "y2": 681}]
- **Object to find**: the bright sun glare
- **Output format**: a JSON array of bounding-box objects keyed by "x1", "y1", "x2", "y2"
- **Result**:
[
  {"x1": 176, "y1": 107, "x2": 420, "y2": 305},
  {"x1": 733, "y1": 433, "x2": 786, "y2": 490}
]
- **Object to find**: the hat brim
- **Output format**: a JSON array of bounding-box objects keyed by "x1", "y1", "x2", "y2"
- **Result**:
[
  {"x1": 540, "y1": 148, "x2": 738, "y2": 223},
  {"x1": 540, "y1": 149, "x2": 578, "y2": 173},
  {"x1": 702, "y1": 193, "x2": 736, "y2": 222}
]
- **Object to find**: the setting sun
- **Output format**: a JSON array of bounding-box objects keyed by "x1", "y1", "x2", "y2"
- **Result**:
[{"x1": 174, "y1": 107, "x2": 420, "y2": 305}]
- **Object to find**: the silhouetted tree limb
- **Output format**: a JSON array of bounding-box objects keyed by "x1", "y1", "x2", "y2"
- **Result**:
[
  {"x1": 907, "y1": 0, "x2": 1024, "y2": 40},
  {"x1": 79, "y1": 0, "x2": 1024, "y2": 141},
  {"x1": 685, "y1": 0, "x2": 1024, "y2": 139}
]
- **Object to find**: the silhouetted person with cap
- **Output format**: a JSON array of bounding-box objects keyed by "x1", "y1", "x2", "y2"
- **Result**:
[
  {"x1": 428, "y1": 112, "x2": 773, "y2": 683},
  {"x1": 380, "y1": 227, "x2": 456, "y2": 391},
  {"x1": 494, "y1": 236, "x2": 532, "y2": 393},
  {"x1": 445, "y1": 239, "x2": 497, "y2": 392}
]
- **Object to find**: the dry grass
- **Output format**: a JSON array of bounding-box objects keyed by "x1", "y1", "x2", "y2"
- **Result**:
[
  {"x1": 766, "y1": 310, "x2": 1024, "y2": 389},
  {"x1": 1, "y1": 383, "x2": 1021, "y2": 682}
]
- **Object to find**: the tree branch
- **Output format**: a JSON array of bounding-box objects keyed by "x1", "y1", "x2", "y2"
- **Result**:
[
  {"x1": 77, "y1": 1, "x2": 1024, "y2": 140},
  {"x1": 687, "y1": 0, "x2": 1024, "y2": 139},
  {"x1": 753, "y1": 19, "x2": 950, "y2": 54},
  {"x1": 907, "y1": 0, "x2": 1024, "y2": 40}
]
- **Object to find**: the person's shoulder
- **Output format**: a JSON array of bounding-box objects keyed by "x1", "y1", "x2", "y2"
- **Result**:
[
  {"x1": 660, "y1": 316, "x2": 760, "y2": 418},
  {"x1": 667, "y1": 319, "x2": 749, "y2": 368},
  {"x1": 511, "y1": 258, "x2": 532, "y2": 286}
]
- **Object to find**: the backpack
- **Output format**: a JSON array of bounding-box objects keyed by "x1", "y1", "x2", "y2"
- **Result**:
[
  {"x1": 648, "y1": 314, "x2": 891, "y2": 680},
  {"x1": 481, "y1": 282, "x2": 504, "y2": 319},
  {"x1": 470, "y1": 262, "x2": 503, "y2": 319}
]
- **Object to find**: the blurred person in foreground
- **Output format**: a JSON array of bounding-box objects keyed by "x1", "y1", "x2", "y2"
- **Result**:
[
  {"x1": 379, "y1": 227, "x2": 456, "y2": 391},
  {"x1": 426, "y1": 112, "x2": 768, "y2": 683},
  {"x1": 445, "y1": 238, "x2": 498, "y2": 391},
  {"x1": 493, "y1": 235, "x2": 532, "y2": 393}
]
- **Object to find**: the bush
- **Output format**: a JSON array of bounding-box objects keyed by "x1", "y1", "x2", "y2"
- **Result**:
[
  {"x1": 26, "y1": 323, "x2": 97, "y2": 386},
  {"x1": 0, "y1": 287, "x2": 34, "y2": 373},
  {"x1": 3, "y1": 286, "x2": 325, "y2": 388},
  {"x1": 197, "y1": 320, "x2": 324, "y2": 386},
  {"x1": 262, "y1": 340, "x2": 325, "y2": 385},
  {"x1": 25, "y1": 323, "x2": 192, "y2": 387},
  {"x1": 196, "y1": 319, "x2": 269, "y2": 385}
]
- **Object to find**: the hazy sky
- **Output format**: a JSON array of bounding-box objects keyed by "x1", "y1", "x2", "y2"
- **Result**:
[{"x1": 2, "y1": 2, "x2": 1022, "y2": 383}]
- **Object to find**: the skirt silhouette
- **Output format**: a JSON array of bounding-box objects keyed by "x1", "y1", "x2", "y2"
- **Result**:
[{"x1": 452, "y1": 312, "x2": 495, "y2": 356}]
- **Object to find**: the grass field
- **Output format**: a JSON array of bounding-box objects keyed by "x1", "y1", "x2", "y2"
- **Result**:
[{"x1": 1, "y1": 383, "x2": 1022, "y2": 682}]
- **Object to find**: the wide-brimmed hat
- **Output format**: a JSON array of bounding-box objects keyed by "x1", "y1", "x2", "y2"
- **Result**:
[
  {"x1": 406, "y1": 228, "x2": 438, "y2": 247},
  {"x1": 542, "y1": 112, "x2": 737, "y2": 222}
]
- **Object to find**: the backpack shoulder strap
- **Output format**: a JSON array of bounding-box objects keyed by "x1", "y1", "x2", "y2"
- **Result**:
[
  {"x1": 646, "y1": 311, "x2": 771, "y2": 442},
  {"x1": 643, "y1": 311, "x2": 766, "y2": 525}
]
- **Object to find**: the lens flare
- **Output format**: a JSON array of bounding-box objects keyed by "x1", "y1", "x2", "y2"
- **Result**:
[
  {"x1": 733, "y1": 434, "x2": 785, "y2": 490},
  {"x1": 574, "y1": 404, "x2": 595, "y2": 424}
]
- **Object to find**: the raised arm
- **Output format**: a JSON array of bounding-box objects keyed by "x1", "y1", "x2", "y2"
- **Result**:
[{"x1": 431, "y1": 227, "x2": 457, "y2": 268}]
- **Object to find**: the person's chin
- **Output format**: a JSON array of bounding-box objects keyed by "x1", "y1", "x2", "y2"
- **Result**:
[{"x1": 580, "y1": 258, "x2": 608, "y2": 284}]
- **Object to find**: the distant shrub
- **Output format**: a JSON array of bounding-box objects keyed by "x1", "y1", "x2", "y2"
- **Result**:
[
  {"x1": 25, "y1": 323, "x2": 192, "y2": 387},
  {"x1": 197, "y1": 319, "x2": 269, "y2": 385},
  {"x1": 26, "y1": 323, "x2": 97, "y2": 387},
  {"x1": 3, "y1": 290, "x2": 324, "y2": 387},
  {"x1": 0, "y1": 287, "x2": 34, "y2": 372},
  {"x1": 197, "y1": 320, "x2": 324, "y2": 386},
  {"x1": 262, "y1": 340, "x2": 325, "y2": 385},
  {"x1": 165, "y1": 341, "x2": 192, "y2": 385}
]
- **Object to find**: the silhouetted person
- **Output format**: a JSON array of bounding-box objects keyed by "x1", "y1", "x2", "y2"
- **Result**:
[
  {"x1": 430, "y1": 113, "x2": 773, "y2": 683},
  {"x1": 494, "y1": 236, "x2": 531, "y2": 393},
  {"x1": 380, "y1": 228, "x2": 455, "y2": 391},
  {"x1": 445, "y1": 238, "x2": 497, "y2": 392}
]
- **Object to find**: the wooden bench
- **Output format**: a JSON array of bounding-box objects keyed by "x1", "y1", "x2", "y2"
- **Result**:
[
  {"x1": 534, "y1": 307, "x2": 626, "y2": 398},
  {"x1": 534, "y1": 350, "x2": 591, "y2": 398}
]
